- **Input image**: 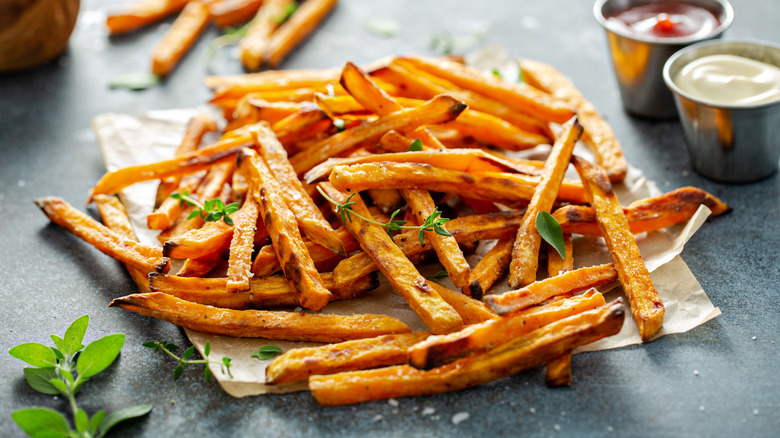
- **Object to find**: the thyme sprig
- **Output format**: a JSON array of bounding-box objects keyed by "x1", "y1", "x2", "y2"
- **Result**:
[
  {"x1": 171, "y1": 191, "x2": 239, "y2": 226},
  {"x1": 317, "y1": 187, "x2": 452, "y2": 245},
  {"x1": 143, "y1": 341, "x2": 232, "y2": 382}
]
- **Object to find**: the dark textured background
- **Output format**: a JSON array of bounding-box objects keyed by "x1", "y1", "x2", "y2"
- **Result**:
[{"x1": 1, "y1": 0, "x2": 778, "y2": 436}]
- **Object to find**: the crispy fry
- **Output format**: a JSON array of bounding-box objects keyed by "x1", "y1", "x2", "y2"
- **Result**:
[
  {"x1": 544, "y1": 232, "x2": 576, "y2": 387},
  {"x1": 366, "y1": 189, "x2": 405, "y2": 214},
  {"x1": 427, "y1": 282, "x2": 496, "y2": 325},
  {"x1": 93, "y1": 195, "x2": 151, "y2": 292},
  {"x1": 380, "y1": 60, "x2": 553, "y2": 140},
  {"x1": 252, "y1": 123, "x2": 344, "y2": 254},
  {"x1": 573, "y1": 157, "x2": 664, "y2": 341},
  {"x1": 548, "y1": 234, "x2": 574, "y2": 277},
  {"x1": 398, "y1": 56, "x2": 576, "y2": 124},
  {"x1": 266, "y1": 332, "x2": 430, "y2": 384},
  {"x1": 464, "y1": 236, "x2": 514, "y2": 299},
  {"x1": 147, "y1": 172, "x2": 205, "y2": 230},
  {"x1": 320, "y1": 183, "x2": 463, "y2": 335},
  {"x1": 35, "y1": 197, "x2": 170, "y2": 274},
  {"x1": 110, "y1": 292, "x2": 410, "y2": 341},
  {"x1": 328, "y1": 162, "x2": 588, "y2": 205},
  {"x1": 177, "y1": 251, "x2": 225, "y2": 277},
  {"x1": 239, "y1": 0, "x2": 294, "y2": 71},
  {"x1": 226, "y1": 192, "x2": 259, "y2": 292},
  {"x1": 208, "y1": 0, "x2": 263, "y2": 28},
  {"x1": 151, "y1": 1, "x2": 210, "y2": 77},
  {"x1": 206, "y1": 67, "x2": 339, "y2": 95},
  {"x1": 251, "y1": 226, "x2": 357, "y2": 276},
  {"x1": 485, "y1": 263, "x2": 618, "y2": 315},
  {"x1": 409, "y1": 289, "x2": 606, "y2": 370},
  {"x1": 402, "y1": 189, "x2": 471, "y2": 289},
  {"x1": 331, "y1": 211, "x2": 524, "y2": 290},
  {"x1": 289, "y1": 95, "x2": 467, "y2": 175},
  {"x1": 155, "y1": 114, "x2": 218, "y2": 207},
  {"x1": 239, "y1": 148, "x2": 332, "y2": 311},
  {"x1": 89, "y1": 128, "x2": 253, "y2": 201},
  {"x1": 106, "y1": 0, "x2": 190, "y2": 35},
  {"x1": 265, "y1": 0, "x2": 338, "y2": 68},
  {"x1": 545, "y1": 354, "x2": 572, "y2": 387},
  {"x1": 553, "y1": 186, "x2": 732, "y2": 236},
  {"x1": 309, "y1": 300, "x2": 625, "y2": 405},
  {"x1": 148, "y1": 272, "x2": 378, "y2": 309},
  {"x1": 520, "y1": 59, "x2": 628, "y2": 182},
  {"x1": 508, "y1": 117, "x2": 582, "y2": 287}
]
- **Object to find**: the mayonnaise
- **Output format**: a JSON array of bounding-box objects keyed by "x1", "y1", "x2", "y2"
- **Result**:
[{"x1": 674, "y1": 54, "x2": 780, "y2": 105}]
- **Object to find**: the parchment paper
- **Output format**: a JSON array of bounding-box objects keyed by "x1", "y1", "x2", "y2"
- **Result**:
[{"x1": 92, "y1": 109, "x2": 720, "y2": 398}]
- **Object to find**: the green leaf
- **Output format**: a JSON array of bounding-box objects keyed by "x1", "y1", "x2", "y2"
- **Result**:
[
  {"x1": 75, "y1": 408, "x2": 88, "y2": 433},
  {"x1": 275, "y1": 2, "x2": 298, "y2": 24},
  {"x1": 223, "y1": 216, "x2": 234, "y2": 226},
  {"x1": 23, "y1": 368, "x2": 61, "y2": 395},
  {"x1": 98, "y1": 405, "x2": 152, "y2": 438},
  {"x1": 9, "y1": 343, "x2": 58, "y2": 368},
  {"x1": 536, "y1": 211, "x2": 565, "y2": 258},
  {"x1": 491, "y1": 68, "x2": 502, "y2": 78},
  {"x1": 407, "y1": 139, "x2": 423, "y2": 152},
  {"x1": 49, "y1": 379, "x2": 68, "y2": 395},
  {"x1": 425, "y1": 269, "x2": 449, "y2": 281},
  {"x1": 204, "y1": 342, "x2": 211, "y2": 357},
  {"x1": 50, "y1": 335, "x2": 65, "y2": 354},
  {"x1": 89, "y1": 410, "x2": 106, "y2": 436},
  {"x1": 251, "y1": 345, "x2": 283, "y2": 360},
  {"x1": 173, "y1": 364, "x2": 183, "y2": 380},
  {"x1": 108, "y1": 72, "x2": 160, "y2": 91},
  {"x1": 62, "y1": 315, "x2": 89, "y2": 357},
  {"x1": 204, "y1": 367, "x2": 212, "y2": 383},
  {"x1": 183, "y1": 346, "x2": 195, "y2": 360},
  {"x1": 76, "y1": 334, "x2": 125, "y2": 379},
  {"x1": 11, "y1": 407, "x2": 70, "y2": 438},
  {"x1": 364, "y1": 18, "x2": 401, "y2": 38}
]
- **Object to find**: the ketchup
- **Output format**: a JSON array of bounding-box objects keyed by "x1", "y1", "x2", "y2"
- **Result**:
[{"x1": 605, "y1": 1, "x2": 721, "y2": 39}]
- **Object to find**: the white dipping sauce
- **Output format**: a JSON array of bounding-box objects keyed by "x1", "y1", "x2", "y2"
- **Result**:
[{"x1": 674, "y1": 54, "x2": 780, "y2": 105}]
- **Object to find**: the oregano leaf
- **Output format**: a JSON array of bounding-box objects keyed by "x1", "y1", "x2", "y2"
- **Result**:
[
  {"x1": 98, "y1": 405, "x2": 152, "y2": 438},
  {"x1": 23, "y1": 368, "x2": 61, "y2": 395},
  {"x1": 11, "y1": 407, "x2": 70, "y2": 438},
  {"x1": 9, "y1": 343, "x2": 58, "y2": 368},
  {"x1": 63, "y1": 315, "x2": 89, "y2": 357},
  {"x1": 77, "y1": 334, "x2": 125, "y2": 379}
]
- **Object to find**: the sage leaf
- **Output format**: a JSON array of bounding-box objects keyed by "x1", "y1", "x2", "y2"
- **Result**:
[
  {"x1": 252, "y1": 345, "x2": 283, "y2": 360},
  {"x1": 23, "y1": 368, "x2": 60, "y2": 395},
  {"x1": 98, "y1": 405, "x2": 152, "y2": 438},
  {"x1": 108, "y1": 72, "x2": 160, "y2": 91},
  {"x1": 62, "y1": 314, "x2": 89, "y2": 357},
  {"x1": 77, "y1": 334, "x2": 125, "y2": 379},
  {"x1": 11, "y1": 407, "x2": 70, "y2": 438},
  {"x1": 536, "y1": 211, "x2": 565, "y2": 258},
  {"x1": 9, "y1": 343, "x2": 58, "y2": 368}
]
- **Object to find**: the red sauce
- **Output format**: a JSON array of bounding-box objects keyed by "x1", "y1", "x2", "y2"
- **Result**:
[{"x1": 605, "y1": 1, "x2": 721, "y2": 39}]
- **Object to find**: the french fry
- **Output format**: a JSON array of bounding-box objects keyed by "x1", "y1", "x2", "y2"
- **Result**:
[
  {"x1": 409, "y1": 289, "x2": 606, "y2": 370},
  {"x1": 155, "y1": 114, "x2": 218, "y2": 207},
  {"x1": 151, "y1": 1, "x2": 211, "y2": 77},
  {"x1": 35, "y1": 197, "x2": 170, "y2": 274},
  {"x1": 177, "y1": 251, "x2": 225, "y2": 277},
  {"x1": 464, "y1": 236, "x2": 514, "y2": 299},
  {"x1": 485, "y1": 263, "x2": 618, "y2": 315},
  {"x1": 226, "y1": 191, "x2": 259, "y2": 292},
  {"x1": 331, "y1": 211, "x2": 524, "y2": 290},
  {"x1": 553, "y1": 186, "x2": 731, "y2": 236},
  {"x1": 289, "y1": 95, "x2": 467, "y2": 175},
  {"x1": 309, "y1": 300, "x2": 625, "y2": 405},
  {"x1": 427, "y1": 282, "x2": 496, "y2": 325},
  {"x1": 573, "y1": 156, "x2": 664, "y2": 341},
  {"x1": 398, "y1": 56, "x2": 576, "y2": 124},
  {"x1": 547, "y1": 234, "x2": 574, "y2": 278},
  {"x1": 380, "y1": 60, "x2": 553, "y2": 139},
  {"x1": 251, "y1": 226, "x2": 357, "y2": 276},
  {"x1": 238, "y1": 0, "x2": 294, "y2": 71},
  {"x1": 265, "y1": 0, "x2": 339, "y2": 68},
  {"x1": 147, "y1": 172, "x2": 206, "y2": 230},
  {"x1": 319, "y1": 183, "x2": 463, "y2": 335},
  {"x1": 93, "y1": 195, "x2": 151, "y2": 292},
  {"x1": 148, "y1": 272, "x2": 379, "y2": 309},
  {"x1": 508, "y1": 117, "x2": 582, "y2": 288},
  {"x1": 208, "y1": 0, "x2": 263, "y2": 28},
  {"x1": 239, "y1": 148, "x2": 332, "y2": 311},
  {"x1": 110, "y1": 292, "x2": 410, "y2": 341},
  {"x1": 520, "y1": 59, "x2": 628, "y2": 182},
  {"x1": 106, "y1": 0, "x2": 190, "y2": 35},
  {"x1": 545, "y1": 355, "x2": 572, "y2": 387},
  {"x1": 89, "y1": 128, "x2": 254, "y2": 201},
  {"x1": 206, "y1": 67, "x2": 339, "y2": 95},
  {"x1": 328, "y1": 162, "x2": 588, "y2": 205},
  {"x1": 252, "y1": 123, "x2": 344, "y2": 254},
  {"x1": 545, "y1": 232, "x2": 575, "y2": 387},
  {"x1": 266, "y1": 332, "x2": 431, "y2": 384}
]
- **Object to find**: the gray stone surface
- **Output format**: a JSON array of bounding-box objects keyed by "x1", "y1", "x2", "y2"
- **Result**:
[{"x1": 1, "y1": 0, "x2": 778, "y2": 436}]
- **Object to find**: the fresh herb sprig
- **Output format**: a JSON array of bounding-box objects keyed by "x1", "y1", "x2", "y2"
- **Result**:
[
  {"x1": 143, "y1": 341, "x2": 232, "y2": 382},
  {"x1": 536, "y1": 211, "x2": 566, "y2": 258},
  {"x1": 317, "y1": 187, "x2": 452, "y2": 245},
  {"x1": 204, "y1": 23, "x2": 250, "y2": 67},
  {"x1": 9, "y1": 315, "x2": 151, "y2": 438},
  {"x1": 171, "y1": 191, "x2": 239, "y2": 226},
  {"x1": 252, "y1": 345, "x2": 283, "y2": 360}
]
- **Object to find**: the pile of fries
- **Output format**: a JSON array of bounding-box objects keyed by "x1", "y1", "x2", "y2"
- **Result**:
[
  {"x1": 107, "y1": 0, "x2": 337, "y2": 76},
  {"x1": 36, "y1": 55, "x2": 731, "y2": 405}
]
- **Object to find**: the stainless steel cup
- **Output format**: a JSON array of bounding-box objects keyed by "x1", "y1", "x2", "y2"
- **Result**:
[
  {"x1": 594, "y1": 0, "x2": 733, "y2": 119},
  {"x1": 663, "y1": 40, "x2": 780, "y2": 182}
]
